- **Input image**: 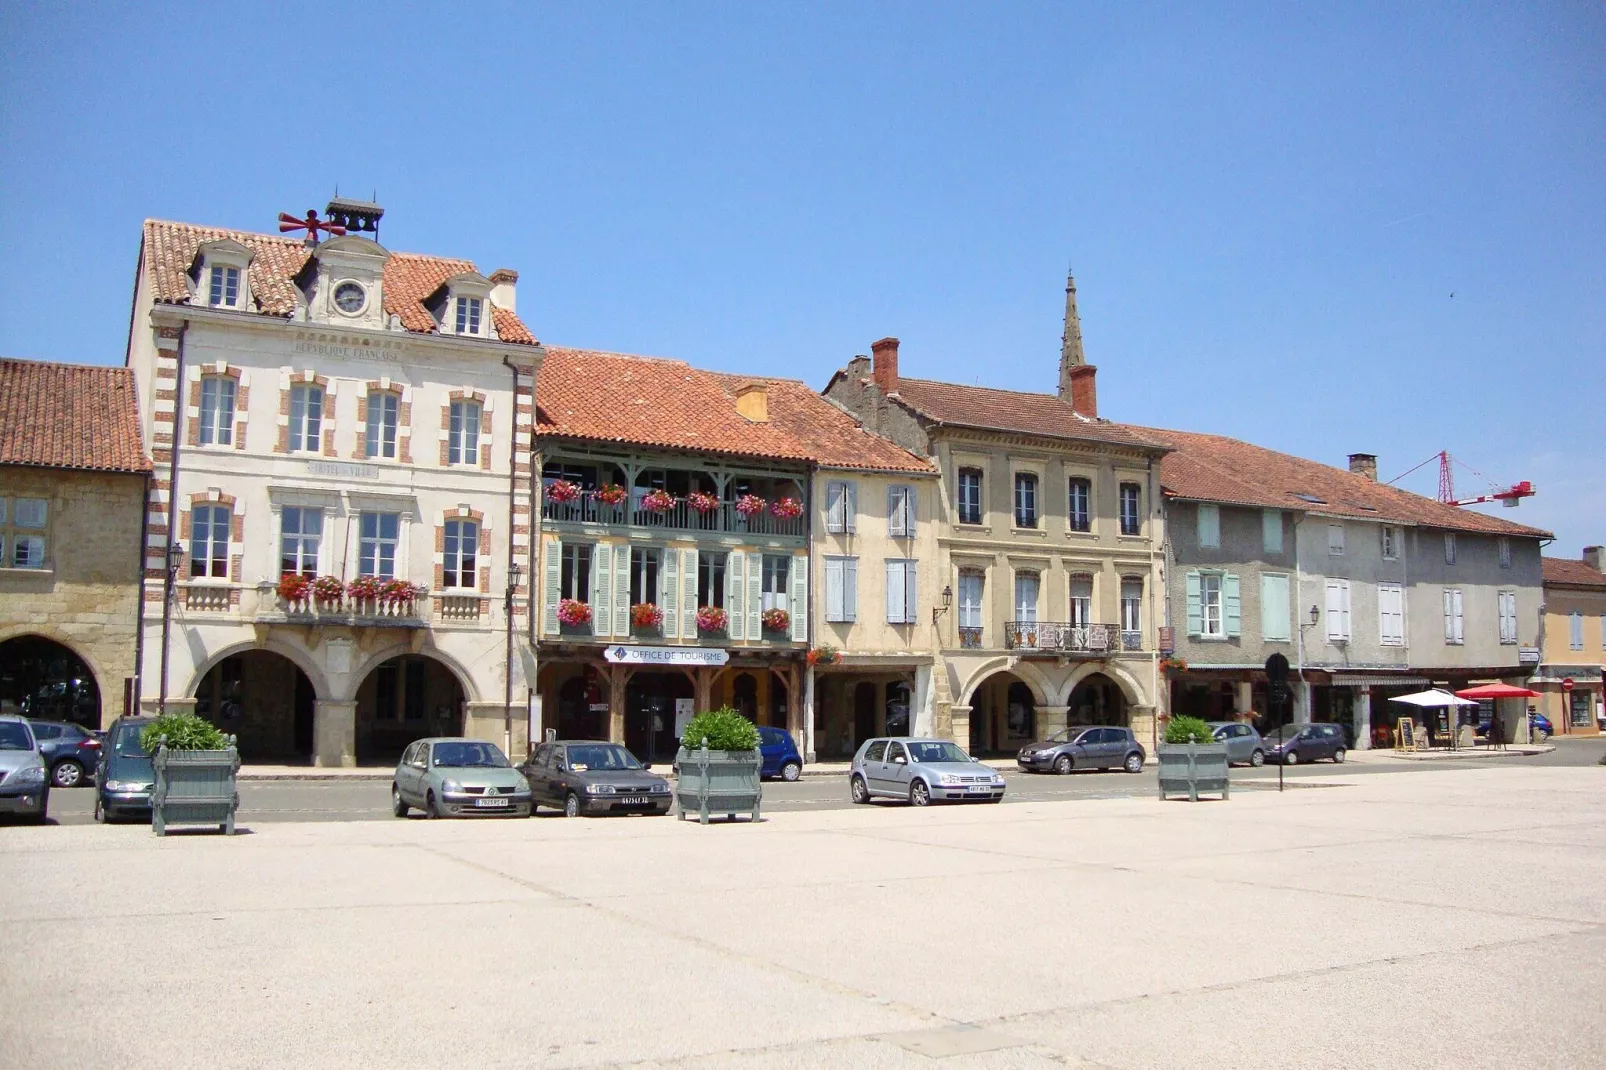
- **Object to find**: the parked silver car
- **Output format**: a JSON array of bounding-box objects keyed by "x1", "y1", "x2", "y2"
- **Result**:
[
  {"x1": 1207, "y1": 721, "x2": 1265, "y2": 767},
  {"x1": 0, "y1": 715, "x2": 50, "y2": 824},
  {"x1": 850, "y1": 737, "x2": 1005, "y2": 806},
  {"x1": 1017, "y1": 726, "x2": 1146, "y2": 774},
  {"x1": 392, "y1": 738, "x2": 532, "y2": 818}
]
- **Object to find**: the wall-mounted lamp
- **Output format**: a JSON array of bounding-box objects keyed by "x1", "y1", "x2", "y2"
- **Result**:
[
  {"x1": 932, "y1": 584, "x2": 953, "y2": 624},
  {"x1": 166, "y1": 541, "x2": 186, "y2": 583},
  {"x1": 1300, "y1": 604, "x2": 1320, "y2": 628}
]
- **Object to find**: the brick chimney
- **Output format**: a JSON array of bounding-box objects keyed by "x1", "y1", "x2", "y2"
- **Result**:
[
  {"x1": 1348, "y1": 453, "x2": 1378, "y2": 481},
  {"x1": 1068, "y1": 364, "x2": 1097, "y2": 418},
  {"x1": 871, "y1": 337, "x2": 899, "y2": 394},
  {"x1": 1585, "y1": 546, "x2": 1604, "y2": 573}
]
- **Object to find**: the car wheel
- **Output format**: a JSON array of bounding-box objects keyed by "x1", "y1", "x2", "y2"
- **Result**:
[
  {"x1": 1054, "y1": 754, "x2": 1073, "y2": 775},
  {"x1": 425, "y1": 790, "x2": 440, "y2": 818},
  {"x1": 563, "y1": 792, "x2": 581, "y2": 818},
  {"x1": 391, "y1": 784, "x2": 408, "y2": 818},
  {"x1": 780, "y1": 761, "x2": 801, "y2": 782},
  {"x1": 1333, "y1": 748, "x2": 1347, "y2": 764},
  {"x1": 1284, "y1": 750, "x2": 1299, "y2": 766},
  {"x1": 1124, "y1": 752, "x2": 1144, "y2": 774},
  {"x1": 850, "y1": 775, "x2": 870, "y2": 804},
  {"x1": 1249, "y1": 749, "x2": 1265, "y2": 767},
  {"x1": 909, "y1": 779, "x2": 931, "y2": 807},
  {"x1": 51, "y1": 760, "x2": 84, "y2": 789}
]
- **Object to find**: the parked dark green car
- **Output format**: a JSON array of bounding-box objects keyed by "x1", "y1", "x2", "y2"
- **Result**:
[
  {"x1": 519, "y1": 740, "x2": 672, "y2": 817},
  {"x1": 392, "y1": 738, "x2": 532, "y2": 818}
]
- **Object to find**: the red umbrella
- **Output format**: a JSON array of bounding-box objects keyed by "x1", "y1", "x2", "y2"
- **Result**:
[{"x1": 1455, "y1": 683, "x2": 1540, "y2": 699}]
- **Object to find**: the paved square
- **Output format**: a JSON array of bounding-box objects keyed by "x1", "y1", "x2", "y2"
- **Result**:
[{"x1": 2, "y1": 765, "x2": 1601, "y2": 1069}]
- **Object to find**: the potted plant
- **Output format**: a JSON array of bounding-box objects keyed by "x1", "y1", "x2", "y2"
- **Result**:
[
  {"x1": 381, "y1": 579, "x2": 420, "y2": 612},
  {"x1": 640, "y1": 488, "x2": 676, "y2": 513},
  {"x1": 311, "y1": 575, "x2": 345, "y2": 608},
  {"x1": 674, "y1": 707, "x2": 762, "y2": 824},
  {"x1": 631, "y1": 602, "x2": 664, "y2": 633},
  {"x1": 546, "y1": 479, "x2": 581, "y2": 504},
  {"x1": 696, "y1": 605, "x2": 728, "y2": 636},
  {"x1": 141, "y1": 713, "x2": 239, "y2": 836},
  {"x1": 686, "y1": 490, "x2": 720, "y2": 513},
  {"x1": 734, "y1": 494, "x2": 766, "y2": 518},
  {"x1": 594, "y1": 483, "x2": 628, "y2": 507},
  {"x1": 558, "y1": 598, "x2": 593, "y2": 632},
  {"x1": 347, "y1": 574, "x2": 384, "y2": 613},
  {"x1": 1159, "y1": 656, "x2": 1189, "y2": 673},
  {"x1": 761, "y1": 607, "x2": 791, "y2": 634},
  {"x1": 770, "y1": 497, "x2": 803, "y2": 519},
  {"x1": 277, "y1": 573, "x2": 311, "y2": 609},
  {"x1": 805, "y1": 645, "x2": 840, "y2": 667},
  {"x1": 1157, "y1": 714, "x2": 1230, "y2": 802}
]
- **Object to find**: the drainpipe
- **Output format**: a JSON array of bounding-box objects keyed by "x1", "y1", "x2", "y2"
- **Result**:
[
  {"x1": 1147, "y1": 455, "x2": 1162, "y2": 753},
  {"x1": 131, "y1": 469, "x2": 151, "y2": 718},
  {"x1": 158, "y1": 321, "x2": 189, "y2": 715},
  {"x1": 502, "y1": 358, "x2": 522, "y2": 758},
  {"x1": 1292, "y1": 512, "x2": 1306, "y2": 724}
]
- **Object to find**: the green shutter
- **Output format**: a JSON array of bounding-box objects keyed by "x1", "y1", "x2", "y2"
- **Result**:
[
  {"x1": 790, "y1": 552, "x2": 808, "y2": 641},
  {"x1": 612, "y1": 545, "x2": 629, "y2": 637},
  {"x1": 1185, "y1": 570, "x2": 1202, "y2": 637},
  {"x1": 728, "y1": 551, "x2": 745, "y2": 640},
  {"x1": 1224, "y1": 573, "x2": 1241, "y2": 637},
  {"x1": 661, "y1": 548, "x2": 680, "y2": 639},
  {"x1": 542, "y1": 537, "x2": 561, "y2": 636},
  {"x1": 593, "y1": 542, "x2": 613, "y2": 636},
  {"x1": 681, "y1": 548, "x2": 698, "y2": 639}
]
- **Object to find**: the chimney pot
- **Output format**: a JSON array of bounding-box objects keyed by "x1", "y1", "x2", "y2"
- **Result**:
[
  {"x1": 1585, "y1": 546, "x2": 1604, "y2": 573},
  {"x1": 489, "y1": 268, "x2": 518, "y2": 314},
  {"x1": 1348, "y1": 453, "x2": 1379, "y2": 481},
  {"x1": 1068, "y1": 364, "x2": 1098, "y2": 419},
  {"x1": 871, "y1": 337, "x2": 900, "y2": 394}
]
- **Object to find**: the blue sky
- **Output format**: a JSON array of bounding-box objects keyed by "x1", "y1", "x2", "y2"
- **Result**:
[{"x1": 2, "y1": 3, "x2": 1601, "y2": 553}]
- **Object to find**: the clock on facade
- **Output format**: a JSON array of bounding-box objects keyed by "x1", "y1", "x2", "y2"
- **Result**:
[{"x1": 333, "y1": 281, "x2": 366, "y2": 314}]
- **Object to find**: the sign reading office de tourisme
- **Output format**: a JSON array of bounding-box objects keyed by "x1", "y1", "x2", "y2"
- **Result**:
[{"x1": 604, "y1": 646, "x2": 730, "y2": 667}]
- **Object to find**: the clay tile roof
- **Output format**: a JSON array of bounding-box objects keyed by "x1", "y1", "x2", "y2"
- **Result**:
[
  {"x1": 0, "y1": 358, "x2": 151, "y2": 473},
  {"x1": 887, "y1": 378, "x2": 1169, "y2": 452},
  {"x1": 537, "y1": 347, "x2": 933, "y2": 473},
  {"x1": 141, "y1": 220, "x2": 537, "y2": 345},
  {"x1": 1542, "y1": 557, "x2": 1606, "y2": 588},
  {"x1": 1143, "y1": 426, "x2": 1550, "y2": 538}
]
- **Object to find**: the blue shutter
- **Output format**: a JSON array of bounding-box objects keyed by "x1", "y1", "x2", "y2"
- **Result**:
[
  {"x1": 1224, "y1": 574, "x2": 1241, "y2": 638},
  {"x1": 843, "y1": 557, "x2": 858, "y2": 622},
  {"x1": 1186, "y1": 570, "x2": 1203, "y2": 636},
  {"x1": 844, "y1": 482, "x2": 858, "y2": 533}
]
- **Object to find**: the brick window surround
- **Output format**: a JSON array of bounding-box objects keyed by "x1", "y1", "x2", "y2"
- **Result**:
[
  {"x1": 185, "y1": 362, "x2": 249, "y2": 450},
  {"x1": 440, "y1": 389, "x2": 493, "y2": 470},
  {"x1": 178, "y1": 489, "x2": 245, "y2": 605},
  {"x1": 354, "y1": 379, "x2": 412, "y2": 462},
  {"x1": 276, "y1": 370, "x2": 336, "y2": 456},
  {"x1": 433, "y1": 506, "x2": 492, "y2": 593}
]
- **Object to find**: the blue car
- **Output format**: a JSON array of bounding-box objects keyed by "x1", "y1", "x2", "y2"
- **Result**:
[{"x1": 757, "y1": 727, "x2": 803, "y2": 781}]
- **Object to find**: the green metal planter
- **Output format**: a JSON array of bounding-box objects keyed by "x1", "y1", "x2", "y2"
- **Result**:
[
  {"x1": 674, "y1": 744, "x2": 762, "y2": 824},
  {"x1": 153, "y1": 744, "x2": 240, "y2": 835},
  {"x1": 1157, "y1": 742, "x2": 1230, "y2": 802}
]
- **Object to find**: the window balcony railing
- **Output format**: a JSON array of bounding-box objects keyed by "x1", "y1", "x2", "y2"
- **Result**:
[
  {"x1": 541, "y1": 497, "x2": 806, "y2": 539},
  {"x1": 255, "y1": 581, "x2": 432, "y2": 629},
  {"x1": 958, "y1": 626, "x2": 984, "y2": 649},
  {"x1": 182, "y1": 583, "x2": 235, "y2": 612},
  {"x1": 1005, "y1": 622, "x2": 1142, "y2": 654}
]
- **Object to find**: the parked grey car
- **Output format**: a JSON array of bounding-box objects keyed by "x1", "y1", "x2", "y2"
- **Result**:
[
  {"x1": 850, "y1": 737, "x2": 1005, "y2": 806},
  {"x1": 1207, "y1": 722, "x2": 1266, "y2": 767},
  {"x1": 519, "y1": 741, "x2": 672, "y2": 817},
  {"x1": 392, "y1": 738, "x2": 532, "y2": 818},
  {"x1": 95, "y1": 716, "x2": 156, "y2": 823},
  {"x1": 0, "y1": 716, "x2": 50, "y2": 823},
  {"x1": 1262, "y1": 722, "x2": 1347, "y2": 765},
  {"x1": 1017, "y1": 726, "x2": 1146, "y2": 775}
]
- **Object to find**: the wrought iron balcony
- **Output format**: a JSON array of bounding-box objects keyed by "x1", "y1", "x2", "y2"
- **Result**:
[
  {"x1": 958, "y1": 626, "x2": 984, "y2": 649},
  {"x1": 541, "y1": 497, "x2": 806, "y2": 539},
  {"x1": 1004, "y1": 622, "x2": 1141, "y2": 655}
]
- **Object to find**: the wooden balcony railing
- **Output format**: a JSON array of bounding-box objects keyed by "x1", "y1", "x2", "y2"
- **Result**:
[{"x1": 542, "y1": 497, "x2": 806, "y2": 539}]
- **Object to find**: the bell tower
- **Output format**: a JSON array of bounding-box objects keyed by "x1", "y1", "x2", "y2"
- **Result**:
[{"x1": 1057, "y1": 267, "x2": 1098, "y2": 418}]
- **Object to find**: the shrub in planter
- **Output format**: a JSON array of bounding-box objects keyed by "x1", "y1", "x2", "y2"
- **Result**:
[
  {"x1": 1158, "y1": 715, "x2": 1229, "y2": 802},
  {"x1": 142, "y1": 713, "x2": 239, "y2": 836},
  {"x1": 1164, "y1": 715, "x2": 1215, "y2": 745},
  {"x1": 761, "y1": 608, "x2": 790, "y2": 633},
  {"x1": 676, "y1": 707, "x2": 762, "y2": 824},
  {"x1": 679, "y1": 707, "x2": 760, "y2": 752},
  {"x1": 631, "y1": 602, "x2": 664, "y2": 630},
  {"x1": 141, "y1": 713, "x2": 230, "y2": 754}
]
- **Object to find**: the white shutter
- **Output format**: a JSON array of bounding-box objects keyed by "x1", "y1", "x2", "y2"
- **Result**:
[
  {"x1": 661, "y1": 549, "x2": 680, "y2": 639},
  {"x1": 1341, "y1": 582, "x2": 1351, "y2": 640},
  {"x1": 844, "y1": 482, "x2": 858, "y2": 533},
  {"x1": 843, "y1": 557, "x2": 858, "y2": 622},
  {"x1": 825, "y1": 482, "x2": 844, "y2": 533},
  {"x1": 825, "y1": 557, "x2": 844, "y2": 622},
  {"x1": 1379, "y1": 584, "x2": 1403, "y2": 645},
  {"x1": 747, "y1": 553, "x2": 762, "y2": 639},
  {"x1": 728, "y1": 551, "x2": 746, "y2": 639},
  {"x1": 542, "y1": 537, "x2": 561, "y2": 636},
  {"x1": 612, "y1": 544, "x2": 629, "y2": 638},
  {"x1": 1325, "y1": 581, "x2": 1344, "y2": 640},
  {"x1": 682, "y1": 548, "x2": 698, "y2": 640},
  {"x1": 790, "y1": 552, "x2": 807, "y2": 641},
  {"x1": 592, "y1": 543, "x2": 612, "y2": 636},
  {"x1": 904, "y1": 559, "x2": 918, "y2": 623},
  {"x1": 1444, "y1": 589, "x2": 1454, "y2": 641},
  {"x1": 888, "y1": 487, "x2": 905, "y2": 537},
  {"x1": 907, "y1": 487, "x2": 919, "y2": 534},
  {"x1": 886, "y1": 560, "x2": 906, "y2": 624}
]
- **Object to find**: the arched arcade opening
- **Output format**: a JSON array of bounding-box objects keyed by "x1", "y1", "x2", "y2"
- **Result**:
[
  {"x1": 0, "y1": 636, "x2": 101, "y2": 729},
  {"x1": 191, "y1": 650, "x2": 315, "y2": 762},
  {"x1": 354, "y1": 654, "x2": 466, "y2": 763}
]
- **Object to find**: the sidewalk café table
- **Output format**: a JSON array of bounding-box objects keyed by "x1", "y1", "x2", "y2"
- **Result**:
[
  {"x1": 1454, "y1": 683, "x2": 1542, "y2": 745},
  {"x1": 1387, "y1": 689, "x2": 1479, "y2": 751}
]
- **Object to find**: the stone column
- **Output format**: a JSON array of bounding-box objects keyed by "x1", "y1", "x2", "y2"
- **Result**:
[
  {"x1": 949, "y1": 705, "x2": 972, "y2": 753},
  {"x1": 1037, "y1": 704, "x2": 1071, "y2": 740},
  {"x1": 1293, "y1": 681, "x2": 1312, "y2": 725},
  {"x1": 913, "y1": 664, "x2": 935, "y2": 737},
  {"x1": 802, "y1": 666, "x2": 817, "y2": 763},
  {"x1": 1235, "y1": 680, "x2": 1254, "y2": 721},
  {"x1": 1129, "y1": 705, "x2": 1157, "y2": 752},
  {"x1": 1354, "y1": 687, "x2": 1372, "y2": 750},
  {"x1": 786, "y1": 662, "x2": 805, "y2": 745},
  {"x1": 313, "y1": 700, "x2": 356, "y2": 768}
]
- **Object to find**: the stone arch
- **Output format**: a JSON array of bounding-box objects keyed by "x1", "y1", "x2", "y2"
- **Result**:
[
  {"x1": 1060, "y1": 661, "x2": 1150, "y2": 709},
  {"x1": 0, "y1": 631, "x2": 106, "y2": 728},
  {"x1": 347, "y1": 642, "x2": 480, "y2": 705},
  {"x1": 957, "y1": 656, "x2": 1051, "y2": 707},
  {"x1": 186, "y1": 637, "x2": 330, "y2": 702}
]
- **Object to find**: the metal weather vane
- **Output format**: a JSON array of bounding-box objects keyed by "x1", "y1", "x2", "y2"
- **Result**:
[{"x1": 277, "y1": 209, "x2": 347, "y2": 244}]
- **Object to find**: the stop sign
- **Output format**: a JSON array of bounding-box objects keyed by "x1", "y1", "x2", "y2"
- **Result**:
[{"x1": 1562, "y1": 677, "x2": 1575, "y2": 693}]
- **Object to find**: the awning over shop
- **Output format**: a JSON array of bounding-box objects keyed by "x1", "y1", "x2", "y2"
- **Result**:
[{"x1": 1332, "y1": 675, "x2": 1427, "y2": 688}]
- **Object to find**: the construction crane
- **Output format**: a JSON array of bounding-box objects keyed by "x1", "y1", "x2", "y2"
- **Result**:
[{"x1": 1387, "y1": 451, "x2": 1534, "y2": 508}]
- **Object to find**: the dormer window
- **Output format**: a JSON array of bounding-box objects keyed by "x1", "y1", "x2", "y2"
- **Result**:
[
  {"x1": 208, "y1": 266, "x2": 240, "y2": 308},
  {"x1": 455, "y1": 296, "x2": 483, "y2": 336}
]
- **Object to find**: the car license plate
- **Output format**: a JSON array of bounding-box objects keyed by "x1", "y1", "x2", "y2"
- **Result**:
[
  {"x1": 968, "y1": 785, "x2": 993, "y2": 794},
  {"x1": 616, "y1": 796, "x2": 649, "y2": 805},
  {"x1": 475, "y1": 797, "x2": 510, "y2": 808}
]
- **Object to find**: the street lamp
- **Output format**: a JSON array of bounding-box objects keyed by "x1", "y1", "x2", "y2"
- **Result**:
[
  {"x1": 158, "y1": 541, "x2": 185, "y2": 715},
  {"x1": 503, "y1": 559, "x2": 524, "y2": 758},
  {"x1": 932, "y1": 584, "x2": 953, "y2": 625}
]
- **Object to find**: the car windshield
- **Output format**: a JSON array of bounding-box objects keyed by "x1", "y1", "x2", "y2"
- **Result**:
[
  {"x1": 907, "y1": 741, "x2": 970, "y2": 764},
  {"x1": 431, "y1": 742, "x2": 509, "y2": 768},
  {"x1": 114, "y1": 726, "x2": 152, "y2": 756},
  {"x1": 0, "y1": 723, "x2": 35, "y2": 750},
  {"x1": 566, "y1": 745, "x2": 641, "y2": 771}
]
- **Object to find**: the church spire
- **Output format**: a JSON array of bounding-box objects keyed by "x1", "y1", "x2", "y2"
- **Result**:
[{"x1": 1058, "y1": 266, "x2": 1086, "y2": 400}]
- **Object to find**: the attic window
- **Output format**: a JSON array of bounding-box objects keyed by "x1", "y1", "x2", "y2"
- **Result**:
[
  {"x1": 455, "y1": 296, "x2": 483, "y2": 336},
  {"x1": 190, "y1": 239, "x2": 252, "y2": 311},
  {"x1": 208, "y1": 266, "x2": 240, "y2": 308}
]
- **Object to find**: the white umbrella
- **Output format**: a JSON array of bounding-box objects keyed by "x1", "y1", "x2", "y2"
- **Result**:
[{"x1": 1387, "y1": 689, "x2": 1478, "y2": 749}]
